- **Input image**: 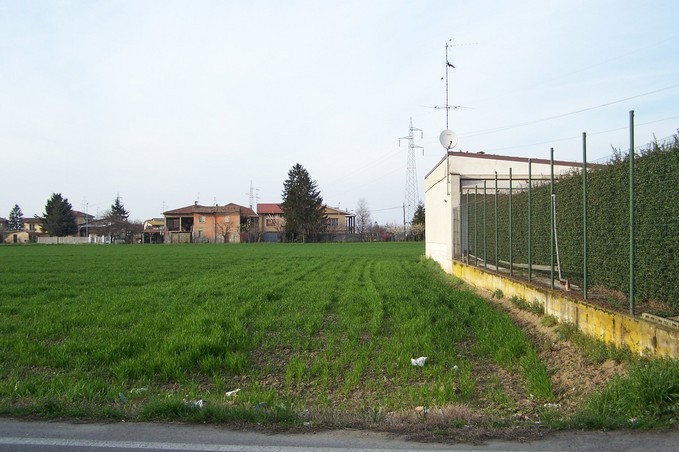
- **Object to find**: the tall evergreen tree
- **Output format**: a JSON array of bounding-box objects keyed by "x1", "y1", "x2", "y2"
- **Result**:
[
  {"x1": 109, "y1": 195, "x2": 130, "y2": 221},
  {"x1": 104, "y1": 195, "x2": 132, "y2": 242},
  {"x1": 8, "y1": 204, "x2": 24, "y2": 231},
  {"x1": 42, "y1": 193, "x2": 77, "y2": 237},
  {"x1": 281, "y1": 163, "x2": 326, "y2": 242}
]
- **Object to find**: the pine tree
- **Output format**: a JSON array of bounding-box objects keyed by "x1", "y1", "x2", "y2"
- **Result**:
[
  {"x1": 105, "y1": 195, "x2": 131, "y2": 242},
  {"x1": 42, "y1": 193, "x2": 77, "y2": 237},
  {"x1": 109, "y1": 195, "x2": 130, "y2": 221},
  {"x1": 8, "y1": 204, "x2": 24, "y2": 231},
  {"x1": 281, "y1": 163, "x2": 326, "y2": 242}
]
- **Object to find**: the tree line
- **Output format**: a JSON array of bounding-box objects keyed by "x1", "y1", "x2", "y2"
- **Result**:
[
  {"x1": 4, "y1": 194, "x2": 140, "y2": 243},
  {"x1": 5, "y1": 163, "x2": 426, "y2": 244}
]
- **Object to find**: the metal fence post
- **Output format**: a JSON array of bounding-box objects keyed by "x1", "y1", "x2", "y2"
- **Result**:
[
  {"x1": 629, "y1": 110, "x2": 635, "y2": 316},
  {"x1": 509, "y1": 167, "x2": 513, "y2": 276},
  {"x1": 582, "y1": 132, "x2": 588, "y2": 300},
  {"x1": 528, "y1": 159, "x2": 532, "y2": 282},
  {"x1": 495, "y1": 172, "x2": 499, "y2": 272},
  {"x1": 466, "y1": 190, "x2": 470, "y2": 263},
  {"x1": 550, "y1": 148, "x2": 555, "y2": 290},
  {"x1": 475, "y1": 185, "x2": 478, "y2": 266},
  {"x1": 483, "y1": 180, "x2": 487, "y2": 269}
]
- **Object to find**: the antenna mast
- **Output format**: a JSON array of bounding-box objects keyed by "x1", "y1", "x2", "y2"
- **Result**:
[
  {"x1": 445, "y1": 40, "x2": 455, "y2": 130},
  {"x1": 399, "y1": 117, "x2": 423, "y2": 227},
  {"x1": 439, "y1": 40, "x2": 459, "y2": 151}
]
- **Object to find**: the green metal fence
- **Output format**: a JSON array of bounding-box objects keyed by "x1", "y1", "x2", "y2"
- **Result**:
[{"x1": 461, "y1": 111, "x2": 679, "y2": 313}]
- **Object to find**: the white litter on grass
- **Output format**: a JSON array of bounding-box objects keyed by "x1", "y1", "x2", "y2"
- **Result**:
[
  {"x1": 225, "y1": 389, "x2": 241, "y2": 397},
  {"x1": 414, "y1": 406, "x2": 429, "y2": 415},
  {"x1": 411, "y1": 356, "x2": 428, "y2": 367},
  {"x1": 186, "y1": 399, "x2": 205, "y2": 408}
]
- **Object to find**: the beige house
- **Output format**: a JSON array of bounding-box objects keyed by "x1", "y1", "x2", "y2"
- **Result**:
[
  {"x1": 424, "y1": 151, "x2": 582, "y2": 273},
  {"x1": 257, "y1": 203, "x2": 356, "y2": 242},
  {"x1": 2, "y1": 217, "x2": 44, "y2": 243},
  {"x1": 163, "y1": 202, "x2": 258, "y2": 243},
  {"x1": 257, "y1": 203, "x2": 285, "y2": 242},
  {"x1": 141, "y1": 218, "x2": 165, "y2": 244}
]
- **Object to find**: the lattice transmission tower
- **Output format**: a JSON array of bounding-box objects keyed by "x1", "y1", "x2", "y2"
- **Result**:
[{"x1": 399, "y1": 117, "x2": 423, "y2": 226}]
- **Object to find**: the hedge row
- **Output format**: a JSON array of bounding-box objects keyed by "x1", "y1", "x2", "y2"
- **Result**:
[{"x1": 467, "y1": 134, "x2": 679, "y2": 307}]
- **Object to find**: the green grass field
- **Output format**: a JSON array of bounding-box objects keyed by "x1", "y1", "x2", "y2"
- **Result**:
[
  {"x1": 18, "y1": 242, "x2": 679, "y2": 431},
  {"x1": 0, "y1": 242, "x2": 555, "y2": 425}
]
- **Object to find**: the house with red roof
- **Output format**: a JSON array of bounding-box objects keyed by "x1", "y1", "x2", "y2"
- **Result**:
[{"x1": 163, "y1": 202, "x2": 258, "y2": 243}]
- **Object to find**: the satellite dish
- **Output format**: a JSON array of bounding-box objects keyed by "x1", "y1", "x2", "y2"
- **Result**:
[{"x1": 439, "y1": 129, "x2": 458, "y2": 150}]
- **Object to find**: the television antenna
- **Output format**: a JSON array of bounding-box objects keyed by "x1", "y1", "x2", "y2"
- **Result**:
[{"x1": 440, "y1": 39, "x2": 459, "y2": 150}]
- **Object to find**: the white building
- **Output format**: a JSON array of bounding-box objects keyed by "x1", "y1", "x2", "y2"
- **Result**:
[{"x1": 424, "y1": 151, "x2": 581, "y2": 273}]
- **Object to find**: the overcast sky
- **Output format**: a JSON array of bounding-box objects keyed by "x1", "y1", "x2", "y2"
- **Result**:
[{"x1": 1, "y1": 0, "x2": 678, "y2": 225}]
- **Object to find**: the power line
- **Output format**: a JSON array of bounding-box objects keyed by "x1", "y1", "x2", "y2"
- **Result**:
[
  {"x1": 371, "y1": 205, "x2": 402, "y2": 213},
  {"x1": 480, "y1": 114, "x2": 679, "y2": 153},
  {"x1": 462, "y1": 82, "x2": 679, "y2": 138}
]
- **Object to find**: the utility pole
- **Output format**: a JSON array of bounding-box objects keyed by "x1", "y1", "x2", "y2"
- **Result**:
[{"x1": 399, "y1": 117, "x2": 423, "y2": 230}]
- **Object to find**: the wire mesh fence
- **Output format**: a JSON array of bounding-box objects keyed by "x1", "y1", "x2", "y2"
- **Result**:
[{"x1": 461, "y1": 133, "x2": 679, "y2": 313}]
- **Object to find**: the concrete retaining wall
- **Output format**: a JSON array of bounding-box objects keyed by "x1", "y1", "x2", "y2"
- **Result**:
[{"x1": 451, "y1": 260, "x2": 679, "y2": 359}]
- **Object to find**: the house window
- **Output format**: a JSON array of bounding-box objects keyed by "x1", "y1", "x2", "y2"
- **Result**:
[
  {"x1": 327, "y1": 218, "x2": 339, "y2": 227},
  {"x1": 199, "y1": 215, "x2": 206, "y2": 223},
  {"x1": 29, "y1": 224, "x2": 35, "y2": 231},
  {"x1": 266, "y1": 218, "x2": 278, "y2": 227}
]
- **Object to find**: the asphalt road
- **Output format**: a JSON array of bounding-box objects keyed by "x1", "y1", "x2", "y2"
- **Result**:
[{"x1": 1, "y1": 418, "x2": 678, "y2": 451}]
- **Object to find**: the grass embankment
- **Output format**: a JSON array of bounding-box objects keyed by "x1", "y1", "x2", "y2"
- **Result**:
[{"x1": 0, "y1": 243, "x2": 675, "y2": 430}]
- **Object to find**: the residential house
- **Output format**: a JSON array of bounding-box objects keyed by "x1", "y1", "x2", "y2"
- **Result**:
[
  {"x1": 324, "y1": 205, "x2": 355, "y2": 237},
  {"x1": 257, "y1": 203, "x2": 285, "y2": 242},
  {"x1": 163, "y1": 202, "x2": 258, "y2": 243},
  {"x1": 2, "y1": 217, "x2": 44, "y2": 244},
  {"x1": 0, "y1": 217, "x2": 6, "y2": 243},
  {"x1": 257, "y1": 203, "x2": 356, "y2": 242},
  {"x1": 73, "y1": 211, "x2": 95, "y2": 237},
  {"x1": 141, "y1": 218, "x2": 165, "y2": 244}
]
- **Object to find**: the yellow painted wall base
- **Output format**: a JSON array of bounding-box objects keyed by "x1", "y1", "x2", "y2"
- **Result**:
[{"x1": 451, "y1": 261, "x2": 679, "y2": 359}]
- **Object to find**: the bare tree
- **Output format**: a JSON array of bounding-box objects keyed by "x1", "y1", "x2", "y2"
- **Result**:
[
  {"x1": 355, "y1": 198, "x2": 372, "y2": 241},
  {"x1": 216, "y1": 220, "x2": 236, "y2": 243}
]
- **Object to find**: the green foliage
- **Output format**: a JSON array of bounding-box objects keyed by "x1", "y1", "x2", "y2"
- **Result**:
[
  {"x1": 467, "y1": 136, "x2": 679, "y2": 307},
  {"x1": 509, "y1": 295, "x2": 544, "y2": 314},
  {"x1": 575, "y1": 358, "x2": 679, "y2": 428},
  {"x1": 103, "y1": 195, "x2": 136, "y2": 243},
  {"x1": 109, "y1": 195, "x2": 129, "y2": 220},
  {"x1": 555, "y1": 322, "x2": 633, "y2": 364},
  {"x1": 281, "y1": 163, "x2": 326, "y2": 242},
  {"x1": 410, "y1": 202, "x2": 425, "y2": 241},
  {"x1": 8, "y1": 204, "x2": 24, "y2": 231},
  {"x1": 41, "y1": 193, "x2": 77, "y2": 237}
]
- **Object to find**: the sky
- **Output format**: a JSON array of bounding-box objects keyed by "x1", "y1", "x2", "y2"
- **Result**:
[{"x1": 1, "y1": 0, "x2": 678, "y2": 225}]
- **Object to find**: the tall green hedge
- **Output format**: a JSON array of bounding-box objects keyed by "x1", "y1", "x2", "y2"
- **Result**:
[{"x1": 467, "y1": 135, "x2": 679, "y2": 307}]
